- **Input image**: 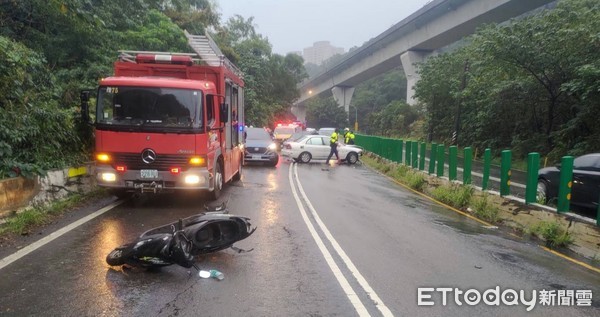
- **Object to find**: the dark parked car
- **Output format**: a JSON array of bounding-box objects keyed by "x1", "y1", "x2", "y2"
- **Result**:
[
  {"x1": 537, "y1": 153, "x2": 600, "y2": 210},
  {"x1": 244, "y1": 127, "x2": 279, "y2": 166}
]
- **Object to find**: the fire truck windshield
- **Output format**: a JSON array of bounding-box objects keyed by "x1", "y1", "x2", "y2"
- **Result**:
[{"x1": 96, "y1": 86, "x2": 202, "y2": 131}]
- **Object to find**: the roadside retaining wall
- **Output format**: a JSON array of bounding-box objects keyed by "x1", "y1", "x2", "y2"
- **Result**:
[{"x1": 0, "y1": 164, "x2": 95, "y2": 219}]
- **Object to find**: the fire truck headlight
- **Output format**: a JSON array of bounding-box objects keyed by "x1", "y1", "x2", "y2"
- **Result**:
[
  {"x1": 101, "y1": 172, "x2": 117, "y2": 182},
  {"x1": 184, "y1": 175, "x2": 201, "y2": 184}
]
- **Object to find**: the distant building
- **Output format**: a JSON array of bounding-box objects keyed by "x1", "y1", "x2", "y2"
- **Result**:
[{"x1": 302, "y1": 41, "x2": 344, "y2": 65}]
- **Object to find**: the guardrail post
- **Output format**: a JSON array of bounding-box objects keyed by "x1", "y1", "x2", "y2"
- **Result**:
[
  {"x1": 436, "y1": 144, "x2": 445, "y2": 177},
  {"x1": 371, "y1": 136, "x2": 377, "y2": 157},
  {"x1": 382, "y1": 138, "x2": 388, "y2": 160},
  {"x1": 429, "y1": 142, "x2": 437, "y2": 174},
  {"x1": 405, "y1": 140, "x2": 412, "y2": 166},
  {"x1": 557, "y1": 156, "x2": 574, "y2": 213},
  {"x1": 396, "y1": 139, "x2": 403, "y2": 163},
  {"x1": 412, "y1": 141, "x2": 419, "y2": 168},
  {"x1": 482, "y1": 148, "x2": 491, "y2": 190},
  {"x1": 449, "y1": 146, "x2": 457, "y2": 181},
  {"x1": 463, "y1": 147, "x2": 472, "y2": 185},
  {"x1": 500, "y1": 150, "x2": 511, "y2": 196},
  {"x1": 525, "y1": 152, "x2": 540, "y2": 204},
  {"x1": 419, "y1": 142, "x2": 426, "y2": 170}
]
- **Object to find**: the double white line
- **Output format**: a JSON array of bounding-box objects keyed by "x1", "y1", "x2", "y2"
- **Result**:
[{"x1": 288, "y1": 163, "x2": 394, "y2": 317}]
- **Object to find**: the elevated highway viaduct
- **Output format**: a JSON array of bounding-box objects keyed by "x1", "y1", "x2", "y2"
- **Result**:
[{"x1": 292, "y1": 0, "x2": 557, "y2": 122}]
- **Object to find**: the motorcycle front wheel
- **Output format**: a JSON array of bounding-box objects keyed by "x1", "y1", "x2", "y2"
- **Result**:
[{"x1": 106, "y1": 244, "x2": 134, "y2": 266}]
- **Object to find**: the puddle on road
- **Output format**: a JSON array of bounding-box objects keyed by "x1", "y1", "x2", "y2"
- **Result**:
[
  {"x1": 431, "y1": 218, "x2": 489, "y2": 236},
  {"x1": 423, "y1": 202, "x2": 514, "y2": 239},
  {"x1": 491, "y1": 251, "x2": 520, "y2": 264}
]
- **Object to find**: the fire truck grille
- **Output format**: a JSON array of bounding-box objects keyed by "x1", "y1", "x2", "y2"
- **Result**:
[{"x1": 112, "y1": 153, "x2": 191, "y2": 171}]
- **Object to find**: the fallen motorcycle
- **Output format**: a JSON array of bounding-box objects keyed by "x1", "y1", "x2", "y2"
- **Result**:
[{"x1": 106, "y1": 204, "x2": 256, "y2": 269}]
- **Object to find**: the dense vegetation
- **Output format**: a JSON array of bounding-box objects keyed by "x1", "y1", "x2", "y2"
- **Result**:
[
  {"x1": 415, "y1": 0, "x2": 600, "y2": 160},
  {"x1": 306, "y1": 0, "x2": 599, "y2": 161},
  {"x1": 1, "y1": 0, "x2": 598, "y2": 179},
  {"x1": 0, "y1": 0, "x2": 306, "y2": 178}
]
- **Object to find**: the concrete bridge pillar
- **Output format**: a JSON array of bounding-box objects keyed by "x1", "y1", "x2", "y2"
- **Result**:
[
  {"x1": 400, "y1": 50, "x2": 428, "y2": 105},
  {"x1": 331, "y1": 86, "x2": 355, "y2": 119},
  {"x1": 291, "y1": 104, "x2": 307, "y2": 123}
]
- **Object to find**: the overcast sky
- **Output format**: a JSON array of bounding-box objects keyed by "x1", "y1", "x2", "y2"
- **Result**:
[{"x1": 217, "y1": 0, "x2": 433, "y2": 55}]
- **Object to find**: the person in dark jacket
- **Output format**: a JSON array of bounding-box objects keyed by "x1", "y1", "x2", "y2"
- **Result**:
[{"x1": 325, "y1": 129, "x2": 341, "y2": 164}]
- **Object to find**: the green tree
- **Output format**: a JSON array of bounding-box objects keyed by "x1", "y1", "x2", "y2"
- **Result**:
[
  {"x1": 0, "y1": 37, "x2": 84, "y2": 178},
  {"x1": 213, "y1": 15, "x2": 306, "y2": 128},
  {"x1": 414, "y1": 0, "x2": 600, "y2": 159},
  {"x1": 352, "y1": 68, "x2": 407, "y2": 135},
  {"x1": 306, "y1": 97, "x2": 348, "y2": 129}
]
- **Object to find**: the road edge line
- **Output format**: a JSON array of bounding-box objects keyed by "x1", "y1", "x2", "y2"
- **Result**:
[
  {"x1": 361, "y1": 160, "x2": 600, "y2": 275},
  {"x1": 0, "y1": 200, "x2": 124, "y2": 271}
]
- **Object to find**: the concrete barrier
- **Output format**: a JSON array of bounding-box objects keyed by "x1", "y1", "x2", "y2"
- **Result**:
[{"x1": 0, "y1": 164, "x2": 95, "y2": 219}]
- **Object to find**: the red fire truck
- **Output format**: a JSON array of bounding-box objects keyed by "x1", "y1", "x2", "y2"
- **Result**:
[{"x1": 81, "y1": 32, "x2": 244, "y2": 200}]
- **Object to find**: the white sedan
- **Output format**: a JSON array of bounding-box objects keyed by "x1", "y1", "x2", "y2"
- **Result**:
[{"x1": 281, "y1": 135, "x2": 363, "y2": 164}]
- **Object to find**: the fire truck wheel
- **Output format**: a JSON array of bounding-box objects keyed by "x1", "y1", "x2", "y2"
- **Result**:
[
  {"x1": 209, "y1": 163, "x2": 223, "y2": 201},
  {"x1": 109, "y1": 189, "x2": 131, "y2": 200},
  {"x1": 232, "y1": 158, "x2": 242, "y2": 182}
]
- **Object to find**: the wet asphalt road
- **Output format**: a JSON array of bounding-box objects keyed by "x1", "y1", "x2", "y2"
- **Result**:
[{"x1": 0, "y1": 158, "x2": 599, "y2": 316}]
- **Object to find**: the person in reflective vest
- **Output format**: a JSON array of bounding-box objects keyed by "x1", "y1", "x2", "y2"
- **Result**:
[
  {"x1": 325, "y1": 129, "x2": 341, "y2": 164},
  {"x1": 343, "y1": 128, "x2": 355, "y2": 145}
]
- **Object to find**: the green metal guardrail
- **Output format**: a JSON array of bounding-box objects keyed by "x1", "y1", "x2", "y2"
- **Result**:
[
  {"x1": 463, "y1": 147, "x2": 472, "y2": 185},
  {"x1": 500, "y1": 150, "x2": 511, "y2": 196},
  {"x1": 411, "y1": 142, "x2": 418, "y2": 168},
  {"x1": 353, "y1": 134, "x2": 596, "y2": 225},
  {"x1": 557, "y1": 156, "x2": 574, "y2": 213},
  {"x1": 429, "y1": 143, "x2": 437, "y2": 175},
  {"x1": 419, "y1": 142, "x2": 426, "y2": 171},
  {"x1": 449, "y1": 146, "x2": 457, "y2": 181},
  {"x1": 526, "y1": 152, "x2": 540, "y2": 204},
  {"x1": 437, "y1": 144, "x2": 445, "y2": 177},
  {"x1": 482, "y1": 148, "x2": 491, "y2": 190}
]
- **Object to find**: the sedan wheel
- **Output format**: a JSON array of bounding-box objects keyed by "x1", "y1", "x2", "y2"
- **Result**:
[
  {"x1": 346, "y1": 152, "x2": 359, "y2": 164},
  {"x1": 536, "y1": 180, "x2": 549, "y2": 204},
  {"x1": 298, "y1": 152, "x2": 312, "y2": 163}
]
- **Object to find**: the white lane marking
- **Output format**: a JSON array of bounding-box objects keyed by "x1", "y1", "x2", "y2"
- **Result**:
[
  {"x1": 293, "y1": 164, "x2": 395, "y2": 317},
  {"x1": 0, "y1": 200, "x2": 124, "y2": 271},
  {"x1": 288, "y1": 164, "x2": 371, "y2": 317}
]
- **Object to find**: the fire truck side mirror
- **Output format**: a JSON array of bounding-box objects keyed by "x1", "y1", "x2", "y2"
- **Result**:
[
  {"x1": 220, "y1": 103, "x2": 229, "y2": 123},
  {"x1": 80, "y1": 90, "x2": 91, "y2": 123}
]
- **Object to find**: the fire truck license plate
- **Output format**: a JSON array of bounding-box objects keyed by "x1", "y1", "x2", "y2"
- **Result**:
[{"x1": 140, "y1": 169, "x2": 158, "y2": 179}]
